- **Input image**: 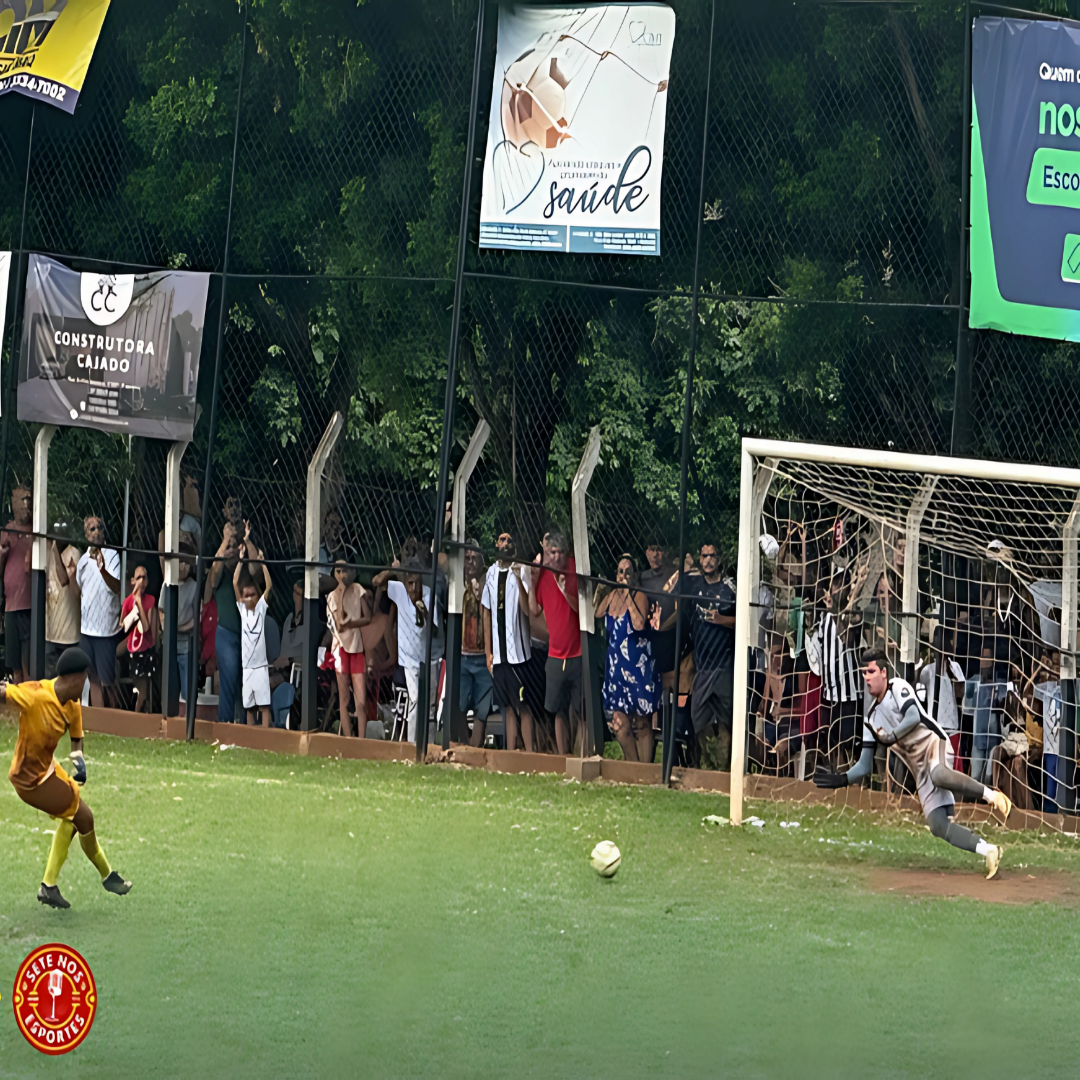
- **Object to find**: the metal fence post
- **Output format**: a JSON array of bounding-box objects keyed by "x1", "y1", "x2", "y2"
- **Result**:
[
  {"x1": 663, "y1": 0, "x2": 717, "y2": 785},
  {"x1": 29, "y1": 424, "x2": 56, "y2": 680},
  {"x1": 187, "y1": 4, "x2": 247, "y2": 736},
  {"x1": 1060, "y1": 493, "x2": 1080, "y2": 814},
  {"x1": 571, "y1": 426, "x2": 603, "y2": 757},
  {"x1": 302, "y1": 412, "x2": 344, "y2": 732},
  {"x1": 161, "y1": 440, "x2": 190, "y2": 719},
  {"x1": 730, "y1": 444, "x2": 755, "y2": 826},
  {"x1": 951, "y1": 0, "x2": 973, "y2": 457},
  {"x1": 900, "y1": 477, "x2": 938, "y2": 684},
  {"x1": 418, "y1": 0, "x2": 486, "y2": 762},
  {"x1": 443, "y1": 418, "x2": 490, "y2": 749},
  {"x1": 0, "y1": 105, "x2": 35, "y2": 518}
]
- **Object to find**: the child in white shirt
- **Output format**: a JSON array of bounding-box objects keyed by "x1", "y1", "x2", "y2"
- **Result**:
[{"x1": 232, "y1": 526, "x2": 273, "y2": 726}]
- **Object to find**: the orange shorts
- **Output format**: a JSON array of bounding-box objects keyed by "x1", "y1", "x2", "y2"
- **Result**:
[{"x1": 12, "y1": 761, "x2": 82, "y2": 822}]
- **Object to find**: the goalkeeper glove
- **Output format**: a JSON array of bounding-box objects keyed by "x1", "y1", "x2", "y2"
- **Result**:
[
  {"x1": 813, "y1": 763, "x2": 847, "y2": 789},
  {"x1": 70, "y1": 750, "x2": 86, "y2": 786}
]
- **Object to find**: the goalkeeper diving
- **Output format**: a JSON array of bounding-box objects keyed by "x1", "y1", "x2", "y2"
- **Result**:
[
  {"x1": 5, "y1": 647, "x2": 132, "y2": 908},
  {"x1": 815, "y1": 648, "x2": 1011, "y2": 879}
]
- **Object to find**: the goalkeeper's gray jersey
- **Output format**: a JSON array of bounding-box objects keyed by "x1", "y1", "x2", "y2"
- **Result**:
[
  {"x1": 863, "y1": 676, "x2": 954, "y2": 817},
  {"x1": 862, "y1": 677, "x2": 946, "y2": 749}
]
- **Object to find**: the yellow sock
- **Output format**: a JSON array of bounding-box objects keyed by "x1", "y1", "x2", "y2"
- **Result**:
[
  {"x1": 43, "y1": 820, "x2": 76, "y2": 887},
  {"x1": 78, "y1": 830, "x2": 111, "y2": 880}
]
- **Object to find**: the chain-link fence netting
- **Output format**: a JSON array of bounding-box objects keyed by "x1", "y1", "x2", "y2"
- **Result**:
[{"x1": 2, "y1": 0, "x2": 1079, "y2": 775}]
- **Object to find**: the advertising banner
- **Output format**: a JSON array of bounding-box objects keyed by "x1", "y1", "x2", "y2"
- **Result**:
[
  {"x1": 0, "y1": 0, "x2": 111, "y2": 114},
  {"x1": 478, "y1": 3, "x2": 675, "y2": 256},
  {"x1": 970, "y1": 16, "x2": 1080, "y2": 340},
  {"x1": 18, "y1": 255, "x2": 209, "y2": 441}
]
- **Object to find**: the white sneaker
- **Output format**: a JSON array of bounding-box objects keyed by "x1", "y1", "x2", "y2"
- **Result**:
[{"x1": 985, "y1": 844, "x2": 1001, "y2": 880}]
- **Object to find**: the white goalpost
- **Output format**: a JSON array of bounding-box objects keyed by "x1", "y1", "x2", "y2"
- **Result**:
[{"x1": 730, "y1": 438, "x2": 1080, "y2": 827}]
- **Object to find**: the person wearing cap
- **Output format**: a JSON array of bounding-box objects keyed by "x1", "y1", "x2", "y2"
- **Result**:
[{"x1": 5, "y1": 646, "x2": 132, "y2": 909}]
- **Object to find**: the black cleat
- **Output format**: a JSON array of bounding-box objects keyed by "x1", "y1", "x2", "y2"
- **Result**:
[
  {"x1": 38, "y1": 883, "x2": 70, "y2": 909},
  {"x1": 102, "y1": 871, "x2": 132, "y2": 895}
]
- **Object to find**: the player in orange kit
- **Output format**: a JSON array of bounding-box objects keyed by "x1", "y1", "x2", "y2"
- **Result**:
[{"x1": 6, "y1": 646, "x2": 132, "y2": 908}]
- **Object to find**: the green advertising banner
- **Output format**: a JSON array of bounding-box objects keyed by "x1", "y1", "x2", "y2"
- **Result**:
[{"x1": 969, "y1": 16, "x2": 1080, "y2": 341}]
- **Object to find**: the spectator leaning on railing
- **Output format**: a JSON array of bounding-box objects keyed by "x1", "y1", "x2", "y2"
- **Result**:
[
  {"x1": 528, "y1": 528, "x2": 581, "y2": 756},
  {"x1": 158, "y1": 540, "x2": 199, "y2": 703},
  {"x1": 0, "y1": 485, "x2": 33, "y2": 682},
  {"x1": 482, "y1": 530, "x2": 534, "y2": 753},
  {"x1": 595, "y1": 554, "x2": 659, "y2": 764},
  {"x1": 327, "y1": 560, "x2": 376, "y2": 737},
  {"x1": 234, "y1": 524, "x2": 273, "y2": 728},
  {"x1": 685, "y1": 540, "x2": 737, "y2": 771},
  {"x1": 76, "y1": 516, "x2": 122, "y2": 708},
  {"x1": 373, "y1": 557, "x2": 439, "y2": 744},
  {"x1": 46, "y1": 540, "x2": 81, "y2": 679},
  {"x1": 206, "y1": 520, "x2": 242, "y2": 722},
  {"x1": 460, "y1": 540, "x2": 494, "y2": 748},
  {"x1": 120, "y1": 565, "x2": 156, "y2": 713}
]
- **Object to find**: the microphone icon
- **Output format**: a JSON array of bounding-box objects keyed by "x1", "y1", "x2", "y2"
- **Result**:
[{"x1": 47, "y1": 970, "x2": 63, "y2": 1020}]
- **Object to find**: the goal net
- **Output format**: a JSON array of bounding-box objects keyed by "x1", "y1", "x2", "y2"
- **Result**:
[{"x1": 729, "y1": 439, "x2": 1080, "y2": 831}]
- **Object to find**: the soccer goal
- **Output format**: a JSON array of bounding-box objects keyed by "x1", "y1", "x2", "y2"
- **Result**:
[{"x1": 730, "y1": 438, "x2": 1080, "y2": 829}]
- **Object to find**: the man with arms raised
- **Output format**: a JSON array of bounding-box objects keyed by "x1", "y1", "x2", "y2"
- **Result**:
[
  {"x1": 815, "y1": 647, "x2": 1011, "y2": 878},
  {"x1": 6, "y1": 646, "x2": 131, "y2": 908}
]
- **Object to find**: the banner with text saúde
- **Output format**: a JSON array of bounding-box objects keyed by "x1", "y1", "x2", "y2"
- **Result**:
[
  {"x1": 18, "y1": 255, "x2": 209, "y2": 441},
  {"x1": 478, "y1": 3, "x2": 675, "y2": 257},
  {"x1": 970, "y1": 16, "x2": 1080, "y2": 341},
  {"x1": 0, "y1": 0, "x2": 110, "y2": 114}
]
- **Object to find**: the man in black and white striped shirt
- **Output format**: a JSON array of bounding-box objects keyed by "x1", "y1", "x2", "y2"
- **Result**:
[{"x1": 814, "y1": 581, "x2": 861, "y2": 767}]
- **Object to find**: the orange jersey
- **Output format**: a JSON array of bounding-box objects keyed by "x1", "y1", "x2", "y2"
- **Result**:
[{"x1": 7, "y1": 680, "x2": 83, "y2": 792}]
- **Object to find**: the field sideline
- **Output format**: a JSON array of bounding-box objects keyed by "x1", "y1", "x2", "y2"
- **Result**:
[{"x1": 1, "y1": 722, "x2": 1079, "y2": 1078}]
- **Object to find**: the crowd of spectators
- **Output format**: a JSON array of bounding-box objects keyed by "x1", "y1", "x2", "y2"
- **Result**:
[
  {"x1": 0, "y1": 472, "x2": 748, "y2": 760},
  {"x1": 750, "y1": 506, "x2": 1072, "y2": 814},
  {"x1": 10, "y1": 470, "x2": 1066, "y2": 809}
]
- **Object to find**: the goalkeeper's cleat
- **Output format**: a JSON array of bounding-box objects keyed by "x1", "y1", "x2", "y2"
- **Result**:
[
  {"x1": 987, "y1": 790, "x2": 1013, "y2": 823},
  {"x1": 38, "y1": 883, "x2": 70, "y2": 909},
  {"x1": 102, "y1": 871, "x2": 131, "y2": 896},
  {"x1": 985, "y1": 844, "x2": 1002, "y2": 881}
]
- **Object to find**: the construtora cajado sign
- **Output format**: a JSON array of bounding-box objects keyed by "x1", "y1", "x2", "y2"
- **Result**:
[
  {"x1": 18, "y1": 255, "x2": 209, "y2": 441},
  {"x1": 478, "y1": 3, "x2": 675, "y2": 256}
]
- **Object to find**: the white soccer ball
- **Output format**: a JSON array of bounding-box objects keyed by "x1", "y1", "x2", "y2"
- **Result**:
[{"x1": 590, "y1": 840, "x2": 621, "y2": 878}]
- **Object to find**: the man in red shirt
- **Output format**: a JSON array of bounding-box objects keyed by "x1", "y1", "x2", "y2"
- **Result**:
[
  {"x1": 0, "y1": 486, "x2": 33, "y2": 683},
  {"x1": 528, "y1": 529, "x2": 582, "y2": 755}
]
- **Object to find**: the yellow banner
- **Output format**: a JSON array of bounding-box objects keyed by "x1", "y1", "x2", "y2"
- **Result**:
[{"x1": 0, "y1": 0, "x2": 110, "y2": 113}]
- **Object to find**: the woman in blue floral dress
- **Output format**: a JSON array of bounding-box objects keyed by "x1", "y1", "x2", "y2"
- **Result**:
[{"x1": 595, "y1": 555, "x2": 661, "y2": 763}]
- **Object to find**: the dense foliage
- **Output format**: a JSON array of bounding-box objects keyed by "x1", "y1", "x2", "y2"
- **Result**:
[{"x1": 2, "y1": 0, "x2": 1072, "y2": 577}]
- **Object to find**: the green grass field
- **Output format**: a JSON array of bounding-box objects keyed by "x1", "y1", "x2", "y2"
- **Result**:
[{"x1": 2, "y1": 722, "x2": 1080, "y2": 1078}]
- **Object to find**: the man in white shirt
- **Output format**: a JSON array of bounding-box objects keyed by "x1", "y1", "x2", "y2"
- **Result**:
[
  {"x1": 373, "y1": 559, "x2": 440, "y2": 743},
  {"x1": 482, "y1": 530, "x2": 534, "y2": 752},
  {"x1": 75, "y1": 516, "x2": 121, "y2": 707}
]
